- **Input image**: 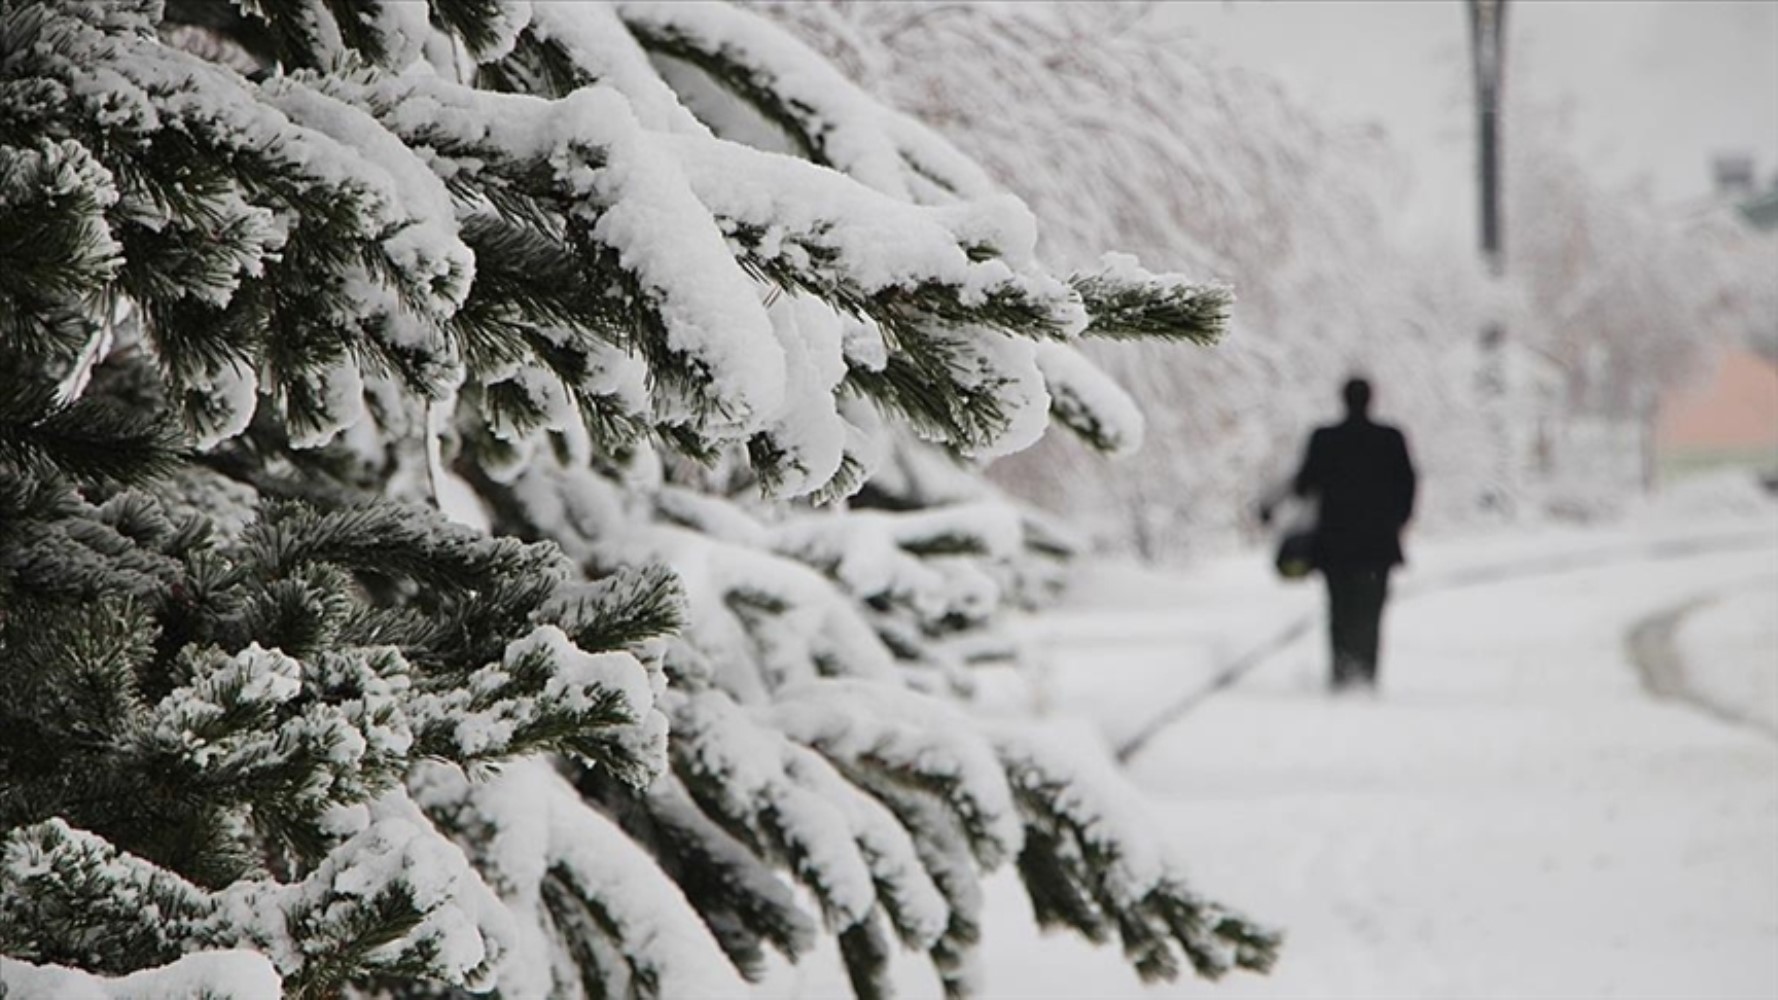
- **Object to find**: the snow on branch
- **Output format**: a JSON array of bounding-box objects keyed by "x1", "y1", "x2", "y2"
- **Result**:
[
  {"x1": 665, "y1": 133, "x2": 1084, "y2": 341},
  {"x1": 771, "y1": 679, "x2": 1024, "y2": 870},
  {"x1": 576, "y1": 768, "x2": 821, "y2": 980},
  {"x1": 323, "y1": 66, "x2": 790, "y2": 436},
  {"x1": 1035, "y1": 341, "x2": 1148, "y2": 456},
  {"x1": 0, "y1": 951, "x2": 282, "y2": 1000},
  {"x1": 630, "y1": 522, "x2": 899, "y2": 696},
  {"x1": 1071, "y1": 253, "x2": 1232, "y2": 345},
  {"x1": 667, "y1": 689, "x2": 880, "y2": 930},
  {"x1": 3, "y1": 2, "x2": 471, "y2": 445},
  {"x1": 993, "y1": 725, "x2": 1282, "y2": 983},
  {"x1": 1, "y1": 4, "x2": 1274, "y2": 997},
  {"x1": 615, "y1": 0, "x2": 998, "y2": 203},
  {"x1": 0, "y1": 811, "x2": 512, "y2": 997},
  {"x1": 409, "y1": 758, "x2": 745, "y2": 998},
  {"x1": 482, "y1": 2, "x2": 712, "y2": 136},
  {"x1": 771, "y1": 501, "x2": 1018, "y2": 634}
]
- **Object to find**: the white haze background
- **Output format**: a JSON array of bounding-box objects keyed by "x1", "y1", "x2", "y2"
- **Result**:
[{"x1": 1166, "y1": 0, "x2": 1778, "y2": 241}]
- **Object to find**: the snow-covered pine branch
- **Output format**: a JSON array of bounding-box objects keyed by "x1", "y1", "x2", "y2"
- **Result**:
[
  {"x1": 0, "y1": 478, "x2": 673, "y2": 996},
  {"x1": 1, "y1": 1, "x2": 1274, "y2": 996}
]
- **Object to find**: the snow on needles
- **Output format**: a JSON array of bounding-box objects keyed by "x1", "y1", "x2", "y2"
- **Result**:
[
  {"x1": 0, "y1": 951, "x2": 283, "y2": 1000},
  {"x1": 411, "y1": 759, "x2": 745, "y2": 999},
  {"x1": 0, "y1": 3, "x2": 1254, "y2": 995},
  {"x1": 554, "y1": 88, "x2": 787, "y2": 433},
  {"x1": 666, "y1": 135, "x2": 1071, "y2": 318},
  {"x1": 363, "y1": 68, "x2": 789, "y2": 436},
  {"x1": 615, "y1": 1, "x2": 1001, "y2": 203},
  {"x1": 259, "y1": 75, "x2": 474, "y2": 320},
  {"x1": 526, "y1": 2, "x2": 712, "y2": 137},
  {"x1": 772, "y1": 679, "x2": 1026, "y2": 868},
  {"x1": 1035, "y1": 341, "x2": 1147, "y2": 456}
]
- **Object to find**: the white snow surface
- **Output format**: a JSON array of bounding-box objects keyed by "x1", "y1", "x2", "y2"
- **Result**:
[
  {"x1": 284, "y1": 357, "x2": 366, "y2": 450},
  {"x1": 770, "y1": 501, "x2": 1022, "y2": 624},
  {"x1": 783, "y1": 741, "x2": 951, "y2": 947},
  {"x1": 526, "y1": 2, "x2": 711, "y2": 137},
  {"x1": 1678, "y1": 577, "x2": 1778, "y2": 734},
  {"x1": 564, "y1": 90, "x2": 788, "y2": 433},
  {"x1": 757, "y1": 294, "x2": 851, "y2": 497},
  {"x1": 771, "y1": 678, "x2": 1024, "y2": 866},
  {"x1": 663, "y1": 135, "x2": 1066, "y2": 312},
  {"x1": 410, "y1": 758, "x2": 744, "y2": 999},
  {"x1": 1033, "y1": 340, "x2": 1146, "y2": 455},
  {"x1": 0, "y1": 951, "x2": 282, "y2": 1000},
  {"x1": 952, "y1": 327, "x2": 1050, "y2": 460},
  {"x1": 259, "y1": 75, "x2": 473, "y2": 318},
  {"x1": 539, "y1": 768, "x2": 747, "y2": 999},
  {"x1": 185, "y1": 359, "x2": 259, "y2": 451},
  {"x1": 760, "y1": 492, "x2": 1778, "y2": 998},
  {"x1": 630, "y1": 523, "x2": 899, "y2": 697},
  {"x1": 614, "y1": 0, "x2": 1001, "y2": 203}
]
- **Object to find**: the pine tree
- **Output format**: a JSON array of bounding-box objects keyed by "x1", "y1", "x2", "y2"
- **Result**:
[{"x1": 0, "y1": 2, "x2": 1277, "y2": 997}]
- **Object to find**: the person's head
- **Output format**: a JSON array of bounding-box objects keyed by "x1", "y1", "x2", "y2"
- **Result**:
[{"x1": 1341, "y1": 377, "x2": 1372, "y2": 419}]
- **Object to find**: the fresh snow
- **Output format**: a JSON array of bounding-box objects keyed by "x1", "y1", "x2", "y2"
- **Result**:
[
  {"x1": 614, "y1": 0, "x2": 1001, "y2": 203},
  {"x1": 995, "y1": 494, "x2": 1778, "y2": 998},
  {"x1": 1033, "y1": 341, "x2": 1146, "y2": 456},
  {"x1": 525, "y1": 3, "x2": 713, "y2": 136},
  {"x1": 759, "y1": 483, "x2": 1778, "y2": 998},
  {"x1": 259, "y1": 75, "x2": 474, "y2": 317},
  {"x1": 0, "y1": 951, "x2": 283, "y2": 999},
  {"x1": 1677, "y1": 578, "x2": 1778, "y2": 734}
]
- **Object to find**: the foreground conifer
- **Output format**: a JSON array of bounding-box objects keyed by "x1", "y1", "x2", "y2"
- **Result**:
[{"x1": 0, "y1": 2, "x2": 1277, "y2": 995}]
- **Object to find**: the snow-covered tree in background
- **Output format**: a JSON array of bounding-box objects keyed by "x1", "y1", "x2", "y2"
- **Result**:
[
  {"x1": 762, "y1": 1, "x2": 1778, "y2": 553},
  {"x1": 1506, "y1": 104, "x2": 1778, "y2": 502},
  {"x1": 759, "y1": 0, "x2": 1498, "y2": 558},
  {"x1": 0, "y1": 1, "x2": 1276, "y2": 997}
]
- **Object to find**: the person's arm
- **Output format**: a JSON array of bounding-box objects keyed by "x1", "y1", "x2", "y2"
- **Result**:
[{"x1": 1395, "y1": 429, "x2": 1417, "y2": 526}]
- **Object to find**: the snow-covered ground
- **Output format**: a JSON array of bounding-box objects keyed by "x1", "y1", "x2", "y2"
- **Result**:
[
  {"x1": 764, "y1": 477, "x2": 1778, "y2": 998},
  {"x1": 1678, "y1": 579, "x2": 1778, "y2": 734},
  {"x1": 970, "y1": 479, "x2": 1778, "y2": 999}
]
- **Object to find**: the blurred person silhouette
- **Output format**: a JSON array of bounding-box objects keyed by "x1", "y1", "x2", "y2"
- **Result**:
[{"x1": 1264, "y1": 377, "x2": 1417, "y2": 691}]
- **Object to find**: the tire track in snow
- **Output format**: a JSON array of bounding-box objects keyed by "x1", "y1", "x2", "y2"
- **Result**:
[
  {"x1": 1116, "y1": 527, "x2": 1778, "y2": 762},
  {"x1": 1626, "y1": 581, "x2": 1778, "y2": 741}
]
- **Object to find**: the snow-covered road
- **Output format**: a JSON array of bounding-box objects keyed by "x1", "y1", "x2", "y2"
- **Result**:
[{"x1": 971, "y1": 496, "x2": 1778, "y2": 999}]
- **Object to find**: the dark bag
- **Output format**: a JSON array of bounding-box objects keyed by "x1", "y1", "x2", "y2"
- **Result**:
[{"x1": 1274, "y1": 528, "x2": 1316, "y2": 580}]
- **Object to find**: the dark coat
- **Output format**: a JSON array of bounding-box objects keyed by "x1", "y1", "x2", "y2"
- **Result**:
[{"x1": 1292, "y1": 417, "x2": 1417, "y2": 569}]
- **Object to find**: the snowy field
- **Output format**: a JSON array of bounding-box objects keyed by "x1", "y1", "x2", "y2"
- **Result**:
[
  {"x1": 1678, "y1": 579, "x2": 1778, "y2": 734},
  {"x1": 768, "y1": 478, "x2": 1778, "y2": 998}
]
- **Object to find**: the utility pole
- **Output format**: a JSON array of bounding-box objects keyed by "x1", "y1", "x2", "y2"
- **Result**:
[
  {"x1": 1468, "y1": 0, "x2": 1511, "y2": 512},
  {"x1": 1470, "y1": 0, "x2": 1506, "y2": 279}
]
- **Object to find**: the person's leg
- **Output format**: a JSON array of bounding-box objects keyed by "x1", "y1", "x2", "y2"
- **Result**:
[
  {"x1": 1325, "y1": 570, "x2": 1357, "y2": 690},
  {"x1": 1353, "y1": 569, "x2": 1389, "y2": 686}
]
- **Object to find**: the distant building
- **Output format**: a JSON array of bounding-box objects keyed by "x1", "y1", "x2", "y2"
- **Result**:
[
  {"x1": 1654, "y1": 345, "x2": 1778, "y2": 483},
  {"x1": 1653, "y1": 157, "x2": 1778, "y2": 485}
]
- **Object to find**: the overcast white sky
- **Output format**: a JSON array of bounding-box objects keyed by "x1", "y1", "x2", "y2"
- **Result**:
[{"x1": 1163, "y1": 0, "x2": 1778, "y2": 247}]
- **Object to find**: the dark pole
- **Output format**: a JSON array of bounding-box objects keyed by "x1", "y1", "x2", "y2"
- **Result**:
[
  {"x1": 1471, "y1": 0, "x2": 1506, "y2": 279},
  {"x1": 1468, "y1": 0, "x2": 1510, "y2": 510}
]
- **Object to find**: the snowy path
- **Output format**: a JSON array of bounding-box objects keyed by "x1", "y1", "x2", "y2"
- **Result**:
[
  {"x1": 768, "y1": 499, "x2": 1778, "y2": 998},
  {"x1": 1112, "y1": 526, "x2": 1777, "y2": 761},
  {"x1": 968, "y1": 507, "x2": 1778, "y2": 999}
]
